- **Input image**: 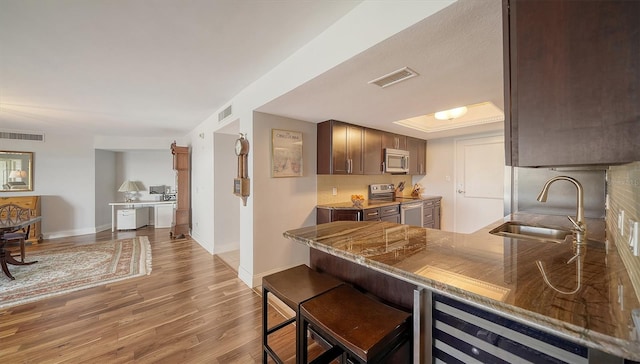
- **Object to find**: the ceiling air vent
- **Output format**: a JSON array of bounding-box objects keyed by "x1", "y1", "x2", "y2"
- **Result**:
[
  {"x1": 368, "y1": 67, "x2": 418, "y2": 88},
  {"x1": 218, "y1": 105, "x2": 232, "y2": 122},
  {"x1": 0, "y1": 129, "x2": 45, "y2": 142}
]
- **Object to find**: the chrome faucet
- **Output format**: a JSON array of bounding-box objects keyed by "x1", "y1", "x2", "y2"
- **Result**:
[
  {"x1": 535, "y1": 176, "x2": 587, "y2": 294},
  {"x1": 536, "y1": 176, "x2": 586, "y2": 244}
]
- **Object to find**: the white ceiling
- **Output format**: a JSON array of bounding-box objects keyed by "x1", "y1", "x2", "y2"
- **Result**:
[{"x1": 0, "y1": 0, "x2": 504, "y2": 140}]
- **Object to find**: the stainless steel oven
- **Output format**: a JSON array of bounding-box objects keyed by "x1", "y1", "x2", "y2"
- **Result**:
[
  {"x1": 369, "y1": 184, "x2": 423, "y2": 227},
  {"x1": 400, "y1": 201, "x2": 423, "y2": 227}
]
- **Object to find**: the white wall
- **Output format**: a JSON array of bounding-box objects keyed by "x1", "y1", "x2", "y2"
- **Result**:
[
  {"x1": 413, "y1": 137, "x2": 455, "y2": 231},
  {"x1": 113, "y1": 150, "x2": 175, "y2": 225},
  {"x1": 413, "y1": 131, "x2": 506, "y2": 232},
  {"x1": 114, "y1": 150, "x2": 174, "y2": 201},
  {"x1": 2, "y1": 132, "x2": 97, "y2": 238},
  {"x1": 213, "y1": 133, "x2": 240, "y2": 254},
  {"x1": 252, "y1": 112, "x2": 316, "y2": 279},
  {"x1": 95, "y1": 149, "x2": 117, "y2": 231}
]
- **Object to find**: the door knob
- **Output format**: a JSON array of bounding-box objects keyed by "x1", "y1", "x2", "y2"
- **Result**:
[{"x1": 457, "y1": 189, "x2": 465, "y2": 194}]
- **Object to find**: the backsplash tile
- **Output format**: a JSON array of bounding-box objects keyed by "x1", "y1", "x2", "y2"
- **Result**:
[
  {"x1": 317, "y1": 175, "x2": 414, "y2": 204},
  {"x1": 607, "y1": 161, "x2": 640, "y2": 301}
]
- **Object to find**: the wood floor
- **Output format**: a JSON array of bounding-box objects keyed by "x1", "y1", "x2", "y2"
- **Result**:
[{"x1": 0, "y1": 227, "x2": 302, "y2": 363}]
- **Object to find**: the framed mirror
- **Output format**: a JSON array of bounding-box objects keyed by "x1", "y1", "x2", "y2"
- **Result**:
[{"x1": 0, "y1": 151, "x2": 33, "y2": 192}]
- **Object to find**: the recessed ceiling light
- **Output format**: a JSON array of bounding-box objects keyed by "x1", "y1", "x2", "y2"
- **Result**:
[
  {"x1": 393, "y1": 102, "x2": 504, "y2": 133},
  {"x1": 434, "y1": 106, "x2": 468, "y2": 120}
]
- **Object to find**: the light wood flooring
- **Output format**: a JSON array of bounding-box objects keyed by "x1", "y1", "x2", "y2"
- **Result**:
[{"x1": 0, "y1": 227, "x2": 304, "y2": 363}]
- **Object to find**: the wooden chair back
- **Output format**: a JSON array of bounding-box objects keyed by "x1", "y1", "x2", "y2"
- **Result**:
[{"x1": 0, "y1": 203, "x2": 32, "y2": 223}]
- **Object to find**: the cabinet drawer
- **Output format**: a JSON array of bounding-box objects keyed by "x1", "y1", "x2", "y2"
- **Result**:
[
  {"x1": 363, "y1": 208, "x2": 380, "y2": 221},
  {"x1": 423, "y1": 210, "x2": 434, "y2": 223},
  {"x1": 380, "y1": 205, "x2": 400, "y2": 217}
]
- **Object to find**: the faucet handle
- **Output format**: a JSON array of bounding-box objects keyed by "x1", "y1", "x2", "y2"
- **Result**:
[{"x1": 567, "y1": 215, "x2": 585, "y2": 232}]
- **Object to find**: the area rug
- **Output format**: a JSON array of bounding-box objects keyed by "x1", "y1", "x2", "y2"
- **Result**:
[{"x1": 0, "y1": 236, "x2": 152, "y2": 309}]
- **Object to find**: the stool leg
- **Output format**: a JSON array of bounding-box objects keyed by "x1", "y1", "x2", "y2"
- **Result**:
[
  {"x1": 299, "y1": 315, "x2": 308, "y2": 364},
  {"x1": 296, "y1": 307, "x2": 302, "y2": 364},
  {"x1": 263, "y1": 287, "x2": 269, "y2": 363}
]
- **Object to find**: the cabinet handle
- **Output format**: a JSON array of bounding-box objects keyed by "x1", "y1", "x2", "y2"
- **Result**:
[
  {"x1": 381, "y1": 161, "x2": 385, "y2": 173},
  {"x1": 367, "y1": 212, "x2": 379, "y2": 217}
]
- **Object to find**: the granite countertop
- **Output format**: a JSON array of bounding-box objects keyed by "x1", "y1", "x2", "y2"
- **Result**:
[
  {"x1": 317, "y1": 195, "x2": 441, "y2": 210},
  {"x1": 283, "y1": 213, "x2": 640, "y2": 360}
]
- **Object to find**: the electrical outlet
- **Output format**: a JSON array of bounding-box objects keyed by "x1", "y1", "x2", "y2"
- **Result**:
[{"x1": 332, "y1": 187, "x2": 337, "y2": 196}]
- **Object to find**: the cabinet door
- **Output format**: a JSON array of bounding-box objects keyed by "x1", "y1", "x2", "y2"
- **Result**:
[
  {"x1": 363, "y1": 128, "x2": 383, "y2": 174},
  {"x1": 407, "y1": 137, "x2": 426, "y2": 175},
  {"x1": 505, "y1": 0, "x2": 640, "y2": 166},
  {"x1": 381, "y1": 214, "x2": 400, "y2": 224},
  {"x1": 382, "y1": 132, "x2": 407, "y2": 150},
  {"x1": 433, "y1": 202, "x2": 440, "y2": 230},
  {"x1": 331, "y1": 121, "x2": 349, "y2": 174},
  {"x1": 332, "y1": 209, "x2": 361, "y2": 221},
  {"x1": 347, "y1": 124, "x2": 363, "y2": 174},
  {"x1": 319, "y1": 120, "x2": 363, "y2": 175}
]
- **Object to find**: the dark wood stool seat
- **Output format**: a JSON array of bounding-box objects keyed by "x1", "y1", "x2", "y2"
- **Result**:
[
  {"x1": 262, "y1": 264, "x2": 343, "y2": 364},
  {"x1": 300, "y1": 284, "x2": 412, "y2": 363}
]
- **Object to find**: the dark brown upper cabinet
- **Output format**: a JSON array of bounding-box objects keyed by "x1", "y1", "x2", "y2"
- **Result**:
[
  {"x1": 317, "y1": 120, "x2": 363, "y2": 175},
  {"x1": 363, "y1": 128, "x2": 384, "y2": 174},
  {"x1": 407, "y1": 137, "x2": 426, "y2": 175},
  {"x1": 503, "y1": 0, "x2": 640, "y2": 167},
  {"x1": 382, "y1": 132, "x2": 407, "y2": 151}
]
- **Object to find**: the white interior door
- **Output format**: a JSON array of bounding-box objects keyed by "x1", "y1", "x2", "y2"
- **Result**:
[{"x1": 454, "y1": 135, "x2": 505, "y2": 233}]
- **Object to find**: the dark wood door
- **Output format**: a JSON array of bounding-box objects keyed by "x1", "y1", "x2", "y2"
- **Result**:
[
  {"x1": 331, "y1": 121, "x2": 349, "y2": 174},
  {"x1": 504, "y1": 0, "x2": 640, "y2": 166},
  {"x1": 317, "y1": 120, "x2": 363, "y2": 174},
  {"x1": 332, "y1": 209, "x2": 361, "y2": 221},
  {"x1": 347, "y1": 124, "x2": 363, "y2": 174},
  {"x1": 407, "y1": 137, "x2": 426, "y2": 175},
  {"x1": 382, "y1": 132, "x2": 407, "y2": 151},
  {"x1": 363, "y1": 128, "x2": 383, "y2": 174}
]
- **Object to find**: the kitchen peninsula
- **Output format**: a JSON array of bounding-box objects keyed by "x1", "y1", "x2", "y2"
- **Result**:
[{"x1": 284, "y1": 216, "x2": 640, "y2": 362}]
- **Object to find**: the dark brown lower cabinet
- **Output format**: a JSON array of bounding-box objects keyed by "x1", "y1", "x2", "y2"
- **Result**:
[
  {"x1": 423, "y1": 197, "x2": 441, "y2": 229},
  {"x1": 317, "y1": 205, "x2": 400, "y2": 224}
]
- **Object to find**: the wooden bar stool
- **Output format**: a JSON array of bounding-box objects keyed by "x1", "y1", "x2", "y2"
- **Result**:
[
  {"x1": 299, "y1": 284, "x2": 412, "y2": 364},
  {"x1": 262, "y1": 264, "x2": 343, "y2": 364}
]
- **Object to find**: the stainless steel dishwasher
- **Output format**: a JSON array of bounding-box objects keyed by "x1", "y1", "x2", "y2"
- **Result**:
[{"x1": 400, "y1": 201, "x2": 423, "y2": 227}]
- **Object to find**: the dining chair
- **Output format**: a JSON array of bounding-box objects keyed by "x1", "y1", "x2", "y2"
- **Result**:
[{"x1": 0, "y1": 204, "x2": 33, "y2": 263}]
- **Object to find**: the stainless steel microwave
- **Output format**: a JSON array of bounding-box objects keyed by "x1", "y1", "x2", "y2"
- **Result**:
[{"x1": 384, "y1": 148, "x2": 409, "y2": 174}]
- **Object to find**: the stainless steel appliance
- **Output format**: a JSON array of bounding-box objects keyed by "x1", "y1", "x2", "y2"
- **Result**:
[
  {"x1": 384, "y1": 148, "x2": 409, "y2": 174},
  {"x1": 368, "y1": 183, "x2": 396, "y2": 200},
  {"x1": 369, "y1": 183, "x2": 423, "y2": 226},
  {"x1": 400, "y1": 201, "x2": 423, "y2": 227}
]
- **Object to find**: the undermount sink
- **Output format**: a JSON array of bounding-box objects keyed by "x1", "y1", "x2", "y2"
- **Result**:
[{"x1": 489, "y1": 221, "x2": 573, "y2": 243}]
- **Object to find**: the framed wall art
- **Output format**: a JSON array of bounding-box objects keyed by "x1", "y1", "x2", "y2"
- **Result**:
[{"x1": 271, "y1": 129, "x2": 303, "y2": 177}]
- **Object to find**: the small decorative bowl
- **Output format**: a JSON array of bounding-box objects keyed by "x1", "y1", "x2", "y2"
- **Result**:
[{"x1": 351, "y1": 196, "x2": 365, "y2": 207}]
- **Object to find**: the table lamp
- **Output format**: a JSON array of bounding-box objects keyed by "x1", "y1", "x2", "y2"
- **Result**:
[{"x1": 118, "y1": 180, "x2": 139, "y2": 202}]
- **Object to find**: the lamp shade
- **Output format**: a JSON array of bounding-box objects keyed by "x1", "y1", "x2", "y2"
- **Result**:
[
  {"x1": 118, "y1": 180, "x2": 139, "y2": 192},
  {"x1": 9, "y1": 170, "x2": 27, "y2": 179}
]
